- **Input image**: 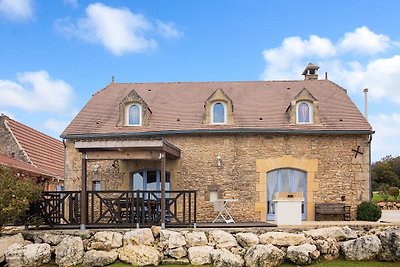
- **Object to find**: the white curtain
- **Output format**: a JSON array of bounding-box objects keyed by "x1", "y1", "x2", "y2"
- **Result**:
[{"x1": 267, "y1": 171, "x2": 278, "y2": 214}]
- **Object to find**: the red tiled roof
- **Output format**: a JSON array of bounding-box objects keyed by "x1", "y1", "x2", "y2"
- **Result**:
[
  {"x1": 0, "y1": 153, "x2": 54, "y2": 178},
  {"x1": 62, "y1": 80, "x2": 372, "y2": 137},
  {"x1": 4, "y1": 117, "x2": 64, "y2": 178}
]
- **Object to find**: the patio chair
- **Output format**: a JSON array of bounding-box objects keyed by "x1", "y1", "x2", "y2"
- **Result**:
[{"x1": 212, "y1": 199, "x2": 236, "y2": 223}]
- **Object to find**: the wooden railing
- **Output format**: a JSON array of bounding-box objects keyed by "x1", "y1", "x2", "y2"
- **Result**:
[{"x1": 30, "y1": 190, "x2": 196, "y2": 228}]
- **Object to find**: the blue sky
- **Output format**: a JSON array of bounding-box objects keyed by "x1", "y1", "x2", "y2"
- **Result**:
[{"x1": 0, "y1": 0, "x2": 399, "y2": 162}]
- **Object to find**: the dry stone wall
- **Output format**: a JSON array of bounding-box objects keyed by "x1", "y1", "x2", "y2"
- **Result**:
[{"x1": 0, "y1": 226, "x2": 399, "y2": 267}]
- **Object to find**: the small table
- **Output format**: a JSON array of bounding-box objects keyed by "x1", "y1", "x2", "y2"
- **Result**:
[{"x1": 212, "y1": 199, "x2": 238, "y2": 223}]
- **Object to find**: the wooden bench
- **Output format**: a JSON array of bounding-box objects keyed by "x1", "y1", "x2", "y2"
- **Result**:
[{"x1": 315, "y1": 203, "x2": 351, "y2": 221}]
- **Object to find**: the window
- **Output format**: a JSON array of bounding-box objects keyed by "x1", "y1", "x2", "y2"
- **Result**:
[
  {"x1": 266, "y1": 169, "x2": 306, "y2": 221},
  {"x1": 126, "y1": 104, "x2": 141, "y2": 126},
  {"x1": 212, "y1": 102, "x2": 226, "y2": 124},
  {"x1": 92, "y1": 180, "x2": 101, "y2": 191},
  {"x1": 296, "y1": 101, "x2": 313, "y2": 124},
  {"x1": 132, "y1": 169, "x2": 171, "y2": 198}
]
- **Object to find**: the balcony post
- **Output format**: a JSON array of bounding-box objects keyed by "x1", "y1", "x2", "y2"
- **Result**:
[
  {"x1": 160, "y1": 151, "x2": 166, "y2": 228},
  {"x1": 80, "y1": 152, "x2": 88, "y2": 230}
]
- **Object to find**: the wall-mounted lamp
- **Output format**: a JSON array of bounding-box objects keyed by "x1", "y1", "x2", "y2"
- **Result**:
[
  {"x1": 93, "y1": 164, "x2": 100, "y2": 173},
  {"x1": 216, "y1": 155, "x2": 222, "y2": 167}
]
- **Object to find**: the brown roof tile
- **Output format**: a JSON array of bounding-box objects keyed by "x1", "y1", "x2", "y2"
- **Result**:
[
  {"x1": 4, "y1": 117, "x2": 64, "y2": 178},
  {"x1": 62, "y1": 80, "x2": 372, "y2": 137},
  {"x1": 0, "y1": 153, "x2": 55, "y2": 178}
]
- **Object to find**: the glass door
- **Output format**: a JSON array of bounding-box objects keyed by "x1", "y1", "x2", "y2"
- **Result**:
[{"x1": 266, "y1": 169, "x2": 306, "y2": 221}]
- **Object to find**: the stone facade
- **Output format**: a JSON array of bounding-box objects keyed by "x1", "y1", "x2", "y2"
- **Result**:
[
  {"x1": 0, "y1": 116, "x2": 29, "y2": 163},
  {"x1": 65, "y1": 132, "x2": 370, "y2": 222}
]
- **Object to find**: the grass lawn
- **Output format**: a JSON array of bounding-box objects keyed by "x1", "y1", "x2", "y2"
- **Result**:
[
  {"x1": 81, "y1": 260, "x2": 400, "y2": 267},
  {"x1": 372, "y1": 191, "x2": 398, "y2": 203}
]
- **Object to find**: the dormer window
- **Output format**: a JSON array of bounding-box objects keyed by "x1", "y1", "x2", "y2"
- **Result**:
[
  {"x1": 126, "y1": 103, "x2": 142, "y2": 126},
  {"x1": 296, "y1": 101, "x2": 313, "y2": 124},
  {"x1": 212, "y1": 102, "x2": 226, "y2": 124}
]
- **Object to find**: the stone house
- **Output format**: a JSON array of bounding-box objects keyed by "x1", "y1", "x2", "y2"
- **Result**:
[
  {"x1": 0, "y1": 114, "x2": 64, "y2": 190},
  {"x1": 61, "y1": 64, "x2": 373, "y2": 223}
]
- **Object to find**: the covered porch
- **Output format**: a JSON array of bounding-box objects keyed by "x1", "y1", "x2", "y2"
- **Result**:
[{"x1": 31, "y1": 139, "x2": 197, "y2": 229}]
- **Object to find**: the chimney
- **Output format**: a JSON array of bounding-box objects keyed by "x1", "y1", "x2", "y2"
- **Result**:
[
  {"x1": 302, "y1": 63, "x2": 320, "y2": 80},
  {"x1": 364, "y1": 88, "x2": 368, "y2": 120}
]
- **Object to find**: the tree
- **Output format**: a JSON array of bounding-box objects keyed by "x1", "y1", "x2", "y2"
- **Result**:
[
  {"x1": 0, "y1": 166, "x2": 41, "y2": 228},
  {"x1": 371, "y1": 155, "x2": 400, "y2": 191}
]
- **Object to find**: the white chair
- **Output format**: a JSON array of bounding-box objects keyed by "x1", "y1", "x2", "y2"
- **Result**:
[{"x1": 212, "y1": 199, "x2": 237, "y2": 223}]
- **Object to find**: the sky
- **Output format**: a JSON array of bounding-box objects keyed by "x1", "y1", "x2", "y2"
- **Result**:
[{"x1": 0, "y1": 0, "x2": 399, "y2": 162}]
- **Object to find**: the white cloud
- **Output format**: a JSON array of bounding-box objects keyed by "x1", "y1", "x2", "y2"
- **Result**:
[
  {"x1": 370, "y1": 113, "x2": 400, "y2": 161},
  {"x1": 0, "y1": 71, "x2": 74, "y2": 113},
  {"x1": 44, "y1": 118, "x2": 70, "y2": 134},
  {"x1": 0, "y1": 0, "x2": 33, "y2": 21},
  {"x1": 157, "y1": 21, "x2": 182, "y2": 39},
  {"x1": 55, "y1": 2, "x2": 181, "y2": 55},
  {"x1": 261, "y1": 26, "x2": 400, "y2": 104},
  {"x1": 339, "y1": 26, "x2": 391, "y2": 55},
  {"x1": 63, "y1": 0, "x2": 78, "y2": 8}
]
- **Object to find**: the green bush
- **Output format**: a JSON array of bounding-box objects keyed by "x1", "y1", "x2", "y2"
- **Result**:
[
  {"x1": 388, "y1": 186, "x2": 399, "y2": 199},
  {"x1": 0, "y1": 166, "x2": 41, "y2": 229},
  {"x1": 356, "y1": 201, "x2": 382, "y2": 221}
]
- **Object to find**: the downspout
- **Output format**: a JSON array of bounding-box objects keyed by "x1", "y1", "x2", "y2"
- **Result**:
[
  {"x1": 63, "y1": 139, "x2": 67, "y2": 189},
  {"x1": 369, "y1": 134, "x2": 373, "y2": 200}
]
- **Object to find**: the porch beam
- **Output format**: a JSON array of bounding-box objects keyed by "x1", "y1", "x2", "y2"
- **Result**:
[
  {"x1": 86, "y1": 150, "x2": 160, "y2": 160},
  {"x1": 75, "y1": 140, "x2": 164, "y2": 150},
  {"x1": 162, "y1": 143, "x2": 181, "y2": 159},
  {"x1": 160, "y1": 151, "x2": 166, "y2": 228},
  {"x1": 80, "y1": 153, "x2": 88, "y2": 230}
]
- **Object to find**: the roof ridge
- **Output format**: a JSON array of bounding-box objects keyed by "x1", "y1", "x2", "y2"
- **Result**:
[{"x1": 109, "y1": 80, "x2": 310, "y2": 85}]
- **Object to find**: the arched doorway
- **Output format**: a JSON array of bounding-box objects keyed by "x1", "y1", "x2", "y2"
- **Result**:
[{"x1": 266, "y1": 168, "x2": 306, "y2": 221}]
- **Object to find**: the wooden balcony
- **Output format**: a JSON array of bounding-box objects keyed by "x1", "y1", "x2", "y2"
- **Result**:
[{"x1": 29, "y1": 190, "x2": 197, "y2": 228}]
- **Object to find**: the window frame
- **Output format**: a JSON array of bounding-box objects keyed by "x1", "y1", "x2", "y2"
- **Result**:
[
  {"x1": 125, "y1": 103, "x2": 142, "y2": 126},
  {"x1": 296, "y1": 101, "x2": 313, "y2": 124},
  {"x1": 211, "y1": 101, "x2": 227, "y2": 124}
]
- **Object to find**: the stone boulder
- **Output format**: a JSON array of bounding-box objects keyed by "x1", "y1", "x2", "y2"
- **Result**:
[
  {"x1": 244, "y1": 244, "x2": 285, "y2": 267},
  {"x1": 160, "y1": 229, "x2": 186, "y2": 249},
  {"x1": 187, "y1": 245, "x2": 215, "y2": 265},
  {"x1": 35, "y1": 233, "x2": 65, "y2": 246},
  {"x1": 119, "y1": 245, "x2": 162, "y2": 266},
  {"x1": 315, "y1": 238, "x2": 339, "y2": 260},
  {"x1": 286, "y1": 244, "x2": 320, "y2": 265},
  {"x1": 83, "y1": 250, "x2": 118, "y2": 267},
  {"x1": 212, "y1": 248, "x2": 244, "y2": 267},
  {"x1": 166, "y1": 247, "x2": 187, "y2": 259},
  {"x1": 342, "y1": 226, "x2": 358, "y2": 240},
  {"x1": 341, "y1": 235, "x2": 381, "y2": 261},
  {"x1": 378, "y1": 228, "x2": 400, "y2": 261},
  {"x1": 304, "y1": 227, "x2": 346, "y2": 241},
  {"x1": 259, "y1": 232, "x2": 308, "y2": 246},
  {"x1": 0, "y1": 233, "x2": 25, "y2": 262},
  {"x1": 123, "y1": 228, "x2": 154, "y2": 246},
  {"x1": 5, "y1": 243, "x2": 51, "y2": 267},
  {"x1": 235, "y1": 233, "x2": 259, "y2": 248},
  {"x1": 184, "y1": 231, "x2": 208, "y2": 247},
  {"x1": 208, "y1": 230, "x2": 238, "y2": 249},
  {"x1": 55, "y1": 236, "x2": 85, "y2": 267},
  {"x1": 90, "y1": 231, "x2": 122, "y2": 251}
]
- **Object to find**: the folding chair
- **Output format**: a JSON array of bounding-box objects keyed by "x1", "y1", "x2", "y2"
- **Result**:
[{"x1": 212, "y1": 199, "x2": 236, "y2": 223}]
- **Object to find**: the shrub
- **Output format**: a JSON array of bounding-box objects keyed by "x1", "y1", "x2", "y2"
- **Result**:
[
  {"x1": 388, "y1": 186, "x2": 400, "y2": 199},
  {"x1": 0, "y1": 166, "x2": 41, "y2": 229},
  {"x1": 356, "y1": 201, "x2": 382, "y2": 221}
]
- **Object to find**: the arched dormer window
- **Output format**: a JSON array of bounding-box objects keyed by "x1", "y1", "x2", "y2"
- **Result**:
[
  {"x1": 126, "y1": 103, "x2": 142, "y2": 126},
  {"x1": 212, "y1": 102, "x2": 226, "y2": 124},
  {"x1": 296, "y1": 101, "x2": 313, "y2": 124}
]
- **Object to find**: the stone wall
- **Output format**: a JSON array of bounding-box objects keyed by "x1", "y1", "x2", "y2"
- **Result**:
[
  {"x1": 1, "y1": 225, "x2": 399, "y2": 267},
  {"x1": 64, "y1": 133, "x2": 371, "y2": 222},
  {"x1": 0, "y1": 116, "x2": 29, "y2": 163}
]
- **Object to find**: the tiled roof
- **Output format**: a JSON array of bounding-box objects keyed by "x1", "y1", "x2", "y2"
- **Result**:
[
  {"x1": 0, "y1": 153, "x2": 54, "y2": 178},
  {"x1": 4, "y1": 117, "x2": 64, "y2": 178},
  {"x1": 62, "y1": 80, "x2": 372, "y2": 137}
]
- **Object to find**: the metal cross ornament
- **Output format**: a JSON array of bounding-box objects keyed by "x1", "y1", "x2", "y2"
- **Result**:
[{"x1": 352, "y1": 146, "x2": 364, "y2": 158}]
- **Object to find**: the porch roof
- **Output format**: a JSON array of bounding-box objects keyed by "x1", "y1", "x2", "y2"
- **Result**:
[{"x1": 74, "y1": 139, "x2": 180, "y2": 159}]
